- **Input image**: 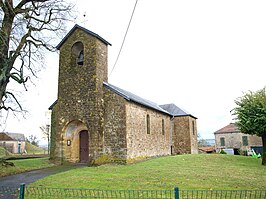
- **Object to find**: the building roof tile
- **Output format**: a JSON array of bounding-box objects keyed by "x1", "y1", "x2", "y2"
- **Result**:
[
  {"x1": 0, "y1": 132, "x2": 25, "y2": 141},
  {"x1": 49, "y1": 83, "x2": 196, "y2": 119},
  {"x1": 214, "y1": 123, "x2": 240, "y2": 134},
  {"x1": 103, "y1": 82, "x2": 171, "y2": 115},
  {"x1": 159, "y1": 103, "x2": 197, "y2": 119}
]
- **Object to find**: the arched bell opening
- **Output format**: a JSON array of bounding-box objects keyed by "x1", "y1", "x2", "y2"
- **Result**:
[{"x1": 71, "y1": 41, "x2": 84, "y2": 66}]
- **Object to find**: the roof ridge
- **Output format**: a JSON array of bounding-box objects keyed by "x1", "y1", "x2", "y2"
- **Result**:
[
  {"x1": 104, "y1": 82, "x2": 171, "y2": 115},
  {"x1": 56, "y1": 24, "x2": 111, "y2": 50}
]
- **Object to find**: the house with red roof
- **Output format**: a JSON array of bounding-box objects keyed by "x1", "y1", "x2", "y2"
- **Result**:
[
  {"x1": 214, "y1": 123, "x2": 262, "y2": 155},
  {"x1": 0, "y1": 132, "x2": 26, "y2": 154}
]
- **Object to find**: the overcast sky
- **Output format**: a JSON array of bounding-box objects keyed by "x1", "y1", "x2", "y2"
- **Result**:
[{"x1": 1, "y1": 0, "x2": 266, "y2": 143}]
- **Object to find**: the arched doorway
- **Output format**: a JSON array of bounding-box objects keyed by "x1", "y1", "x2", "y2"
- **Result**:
[{"x1": 79, "y1": 130, "x2": 89, "y2": 163}]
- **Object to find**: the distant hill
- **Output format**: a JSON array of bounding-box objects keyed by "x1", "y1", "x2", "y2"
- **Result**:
[
  {"x1": 26, "y1": 142, "x2": 48, "y2": 154},
  {"x1": 205, "y1": 139, "x2": 215, "y2": 146}
]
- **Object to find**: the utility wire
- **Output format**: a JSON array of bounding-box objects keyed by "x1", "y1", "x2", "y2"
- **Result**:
[{"x1": 109, "y1": 0, "x2": 139, "y2": 77}]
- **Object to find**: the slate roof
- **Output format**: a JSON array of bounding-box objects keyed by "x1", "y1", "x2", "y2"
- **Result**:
[
  {"x1": 49, "y1": 83, "x2": 196, "y2": 118},
  {"x1": 56, "y1": 24, "x2": 111, "y2": 50},
  {"x1": 49, "y1": 83, "x2": 197, "y2": 118},
  {"x1": 0, "y1": 132, "x2": 25, "y2": 141},
  {"x1": 159, "y1": 103, "x2": 197, "y2": 119},
  {"x1": 103, "y1": 82, "x2": 171, "y2": 115},
  {"x1": 214, "y1": 123, "x2": 240, "y2": 134}
]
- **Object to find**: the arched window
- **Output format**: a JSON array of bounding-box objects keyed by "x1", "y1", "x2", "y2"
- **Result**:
[
  {"x1": 146, "y1": 114, "x2": 150, "y2": 134},
  {"x1": 71, "y1": 41, "x2": 84, "y2": 65},
  {"x1": 192, "y1": 120, "x2": 195, "y2": 135},
  {"x1": 162, "y1": 119, "x2": 165, "y2": 135}
]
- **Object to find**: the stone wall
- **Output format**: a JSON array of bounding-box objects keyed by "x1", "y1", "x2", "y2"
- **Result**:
[
  {"x1": 102, "y1": 87, "x2": 127, "y2": 163},
  {"x1": 0, "y1": 141, "x2": 25, "y2": 154},
  {"x1": 172, "y1": 116, "x2": 198, "y2": 154},
  {"x1": 50, "y1": 28, "x2": 108, "y2": 164},
  {"x1": 215, "y1": 132, "x2": 262, "y2": 151},
  {"x1": 249, "y1": 134, "x2": 263, "y2": 147},
  {"x1": 189, "y1": 117, "x2": 198, "y2": 154},
  {"x1": 50, "y1": 104, "x2": 59, "y2": 161},
  {"x1": 126, "y1": 102, "x2": 171, "y2": 160}
]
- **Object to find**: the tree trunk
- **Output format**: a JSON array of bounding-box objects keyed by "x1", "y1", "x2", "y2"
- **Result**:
[
  {"x1": 262, "y1": 132, "x2": 266, "y2": 165},
  {"x1": 0, "y1": 6, "x2": 15, "y2": 108}
]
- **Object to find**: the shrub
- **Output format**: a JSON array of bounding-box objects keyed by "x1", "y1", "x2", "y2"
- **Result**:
[{"x1": 220, "y1": 149, "x2": 227, "y2": 154}]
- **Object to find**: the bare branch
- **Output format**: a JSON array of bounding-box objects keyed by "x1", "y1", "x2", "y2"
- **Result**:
[
  {"x1": 1, "y1": 0, "x2": 75, "y2": 112},
  {"x1": 4, "y1": 91, "x2": 23, "y2": 111},
  {"x1": 15, "y1": 0, "x2": 50, "y2": 10}
]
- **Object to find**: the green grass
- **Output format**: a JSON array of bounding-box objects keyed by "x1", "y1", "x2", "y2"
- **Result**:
[
  {"x1": 32, "y1": 154, "x2": 266, "y2": 190},
  {"x1": 0, "y1": 142, "x2": 46, "y2": 158},
  {"x1": 0, "y1": 146, "x2": 10, "y2": 158},
  {"x1": 26, "y1": 142, "x2": 47, "y2": 154},
  {"x1": 0, "y1": 157, "x2": 54, "y2": 177}
]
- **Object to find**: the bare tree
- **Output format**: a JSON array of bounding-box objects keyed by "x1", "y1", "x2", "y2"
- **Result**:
[
  {"x1": 0, "y1": 0, "x2": 74, "y2": 111},
  {"x1": 40, "y1": 124, "x2": 49, "y2": 153},
  {"x1": 26, "y1": 134, "x2": 39, "y2": 146}
]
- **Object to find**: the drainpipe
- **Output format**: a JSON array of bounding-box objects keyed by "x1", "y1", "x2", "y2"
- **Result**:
[{"x1": 170, "y1": 116, "x2": 174, "y2": 155}]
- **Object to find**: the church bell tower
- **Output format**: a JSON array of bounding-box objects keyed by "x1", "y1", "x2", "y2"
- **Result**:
[{"x1": 50, "y1": 24, "x2": 111, "y2": 164}]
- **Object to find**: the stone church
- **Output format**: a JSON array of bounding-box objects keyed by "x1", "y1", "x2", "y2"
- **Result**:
[{"x1": 49, "y1": 24, "x2": 198, "y2": 165}]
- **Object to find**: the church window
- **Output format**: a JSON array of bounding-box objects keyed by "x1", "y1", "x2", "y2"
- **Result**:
[
  {"x1": 162, "y1": 119, "x2": 165, "y2": 135},
  {"x1": 71, "y1": 41, "x2": 84, "y2": 65},
  {"x1": 220, "y1": 137, "x2": 225, "y2": 146},
  {"x1": 192, "y1": 120, "x2": 195, "y2": 135},
  {"x1": 146, "y1": 114, "x2": 150, "y2": 134}
]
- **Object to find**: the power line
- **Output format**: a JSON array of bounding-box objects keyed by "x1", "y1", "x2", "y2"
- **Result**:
[{"x1": 109, "y1": 0, "x2": 139, "y2": 77}]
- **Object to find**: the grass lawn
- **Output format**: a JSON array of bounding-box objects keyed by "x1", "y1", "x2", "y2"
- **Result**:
[
  {"x1": 0, "y1": 157, "x2": 55, "y2": 177},
  {"x1": 0, "y1": 146, "x2": 11, "y2": 158},
  {"x1": 32, "y1": 154, "x2": 266, "y2": 190},
  {"x1": 26, "y1": 142, "x2": 48, "y2": 154}
]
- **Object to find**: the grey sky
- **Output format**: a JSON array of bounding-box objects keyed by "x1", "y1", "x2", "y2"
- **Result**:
[{"x1": 2, "y1": 0, "x2": 266, "y2": 142}]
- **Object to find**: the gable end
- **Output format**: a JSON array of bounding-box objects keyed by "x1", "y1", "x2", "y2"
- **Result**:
[{"x1": 56, "y1": 24, "x2": 111, "y2": 50}]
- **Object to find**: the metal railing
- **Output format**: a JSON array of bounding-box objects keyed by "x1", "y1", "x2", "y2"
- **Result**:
[
  {"x1": 179, "y1": 189, "x2": 266, "y2": 199},
  {"x1": 0, "y1": 186, "x2": 19, "y2": 199},
  {"x1": 1, "y1": 184, "x2": 266, "y2": 199},
  {"x1": 24, "y1": 186, "x2": 173, "y2": 199}
]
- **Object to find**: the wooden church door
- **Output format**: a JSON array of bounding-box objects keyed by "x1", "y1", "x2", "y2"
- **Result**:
[{"x1": 79, "y1": 130, "x2": 89, "y2": 163}]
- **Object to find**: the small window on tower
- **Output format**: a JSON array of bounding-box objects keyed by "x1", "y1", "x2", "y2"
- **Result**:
[{"x1": 71, "y1": 41, "x2": 84, "y2": 65}]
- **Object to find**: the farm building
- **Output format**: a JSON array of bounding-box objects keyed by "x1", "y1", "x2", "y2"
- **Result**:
[
  {"x1": 49, "y1": 24, "x2": 198, "y2": 165},
  {"x1": 214, "y1": 123, "x2": 262, "y2": 155},
  {"x1": 0, "y1": 132, "x2": 26, "y2": 154}
]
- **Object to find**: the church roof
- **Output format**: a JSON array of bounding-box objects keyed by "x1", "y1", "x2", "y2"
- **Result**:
[
  {"x1": 56, "y1": 24, "x2": 111, "y2": 50},
  {"x1": 49, "y1": 83, "x2": 196, "y2": 118},
  {"x1": 214, "y1": 123, "x2": 240, "y2": 134},
  {"x1": 159, "y1": 103, "x2": 197, "y2": 119},
  {"x1": 103, "y1": 82, "x2": 171, "y2": 116},
  {"x1": 49, "y1": 83, "x2": 197, "y2": 118}
]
